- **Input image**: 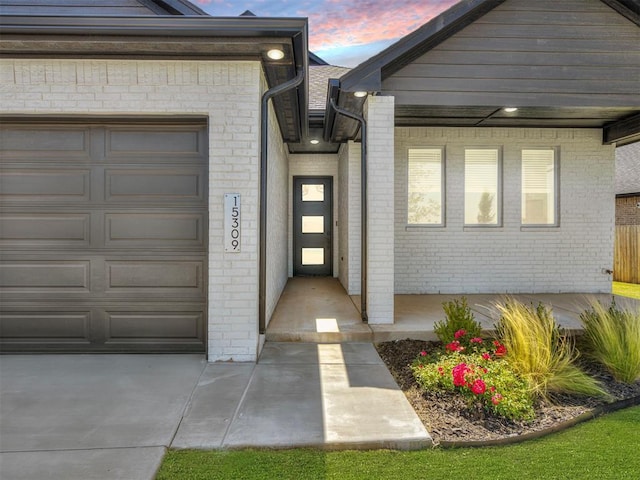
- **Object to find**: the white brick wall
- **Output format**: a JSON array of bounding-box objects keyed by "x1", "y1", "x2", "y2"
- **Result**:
[
  {"x1": 288, "y1": 153, "x2": 340, "y2": 278},
  {"x1": 364, "y1": 96, "x2": 395, "y2": 324},
  {"x1": 395, "y1": 127, "x2": 615, "y2": 293},
  {"x1": 265, "y1": 93, "x2": 289, "y2": 328},
  {"x1": 337, "y1": 141, "x2": 362, "y2": 294},
  {"x1": 1, "y1": 59, "x2": 265, "y2": 361}
]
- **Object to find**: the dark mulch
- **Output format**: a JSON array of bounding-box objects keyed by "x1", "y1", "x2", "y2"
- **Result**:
[{"x1": 375, "y1": 339, "x2": 640, "y2": 444}]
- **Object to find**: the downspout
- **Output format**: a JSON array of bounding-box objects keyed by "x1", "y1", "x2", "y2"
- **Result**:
[
  {"x1": 259, "y1": 66, "x2": 305, "y2": 334},
  {"x1": 329, "y1": 97, "x2": 368, "y2": 323}
]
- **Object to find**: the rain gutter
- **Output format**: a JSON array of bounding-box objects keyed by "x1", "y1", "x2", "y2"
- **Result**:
[{"x1": 258, "y1": 53, "x2": 307, "y2": 335}]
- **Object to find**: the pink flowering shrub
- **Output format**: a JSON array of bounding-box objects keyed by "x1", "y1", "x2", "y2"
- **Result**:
[
  {"x1": 413, "y1": 349, "x2": 534, "y2": 421},
  {"x1": 415, "y1": 297, "x2": 535, "y2": 420}
]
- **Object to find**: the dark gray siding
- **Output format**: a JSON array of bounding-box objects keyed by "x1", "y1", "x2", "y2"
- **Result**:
[
  {"x1": 0, "y1": 0, "x2": 162, "y2": 15},
  {"x1": 383, "y1": 0, "x2": 640, "y2": 107}
]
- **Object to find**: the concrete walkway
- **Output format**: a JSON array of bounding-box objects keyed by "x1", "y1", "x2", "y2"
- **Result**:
[{"x1": 0, "y1": 344, "x2": 430, "y2": 480}]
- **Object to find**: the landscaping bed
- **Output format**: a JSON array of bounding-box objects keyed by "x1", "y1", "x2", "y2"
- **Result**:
[{"x1": 376, "y1": 338, "x2": 640, "y2": 445}]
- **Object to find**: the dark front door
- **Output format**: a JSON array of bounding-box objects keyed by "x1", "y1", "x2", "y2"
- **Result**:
[{"x1": 293, "y1": 176, "x2": 332, "y2": 276}]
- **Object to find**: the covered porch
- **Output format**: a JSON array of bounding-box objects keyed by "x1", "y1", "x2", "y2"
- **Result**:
[{"x1": 266, "y1": 277, "x2": 640, "y2": 343}]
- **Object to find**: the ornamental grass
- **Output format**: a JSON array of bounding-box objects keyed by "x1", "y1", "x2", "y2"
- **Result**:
[
  {"x1": 580, "y1": 299, "x2": 640, "y2": 384},
  {"x1": 494, "y1": 298, "x2": 607, "y2": 400}
]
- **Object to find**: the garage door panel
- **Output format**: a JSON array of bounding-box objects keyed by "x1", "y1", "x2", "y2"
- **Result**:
[
  {"x1": 105, "y1": 168, "x2": 205, "y2": 204},
  {"x1": 106, "y1": 260, "x2": 203, "y2": 293},
  {"x1": 0, "y1": 127, "x2": 91, "y2": 161},
  {"x1": 105, "y1": 212, "x2": 205, "y2": 247},
  {"x1": 0, "y1": 121, "x2": 207, "y2": 353},
  {"x1": 0, "y1": 260, "x2": 91, "y2": 291},
  {"x1": 105, "y1": 310, "x2": 204, "y2": 342},
  {"x1": 0, "y1": 169, "x2": 91, "y2": 202},
  {"x1": 0, "y1": 213, "x2": 90, "y2": 247},
  {"x1": 0, "y1": 311, "x2": 91, "y2": 342},
  {"x1": 106, "y1": 128, "x2": 206, "y2": 160}
]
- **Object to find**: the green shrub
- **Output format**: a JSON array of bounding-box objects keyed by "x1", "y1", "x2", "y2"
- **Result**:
[
  {"x1": 495, "y1": 298, "x2": 607, "y2": 400},
  {"x1": 580, "y1": 299, "x2": 640, "y2": 384},
  {"x1": 434, "y1": 297, "x2": 482, "y2": 344},
  {"x1": 413, "y1": 350, "x2": 534, "y2": 421}
]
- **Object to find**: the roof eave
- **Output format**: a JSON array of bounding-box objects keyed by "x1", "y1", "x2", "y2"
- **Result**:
[
  {"x1": 0, "y1": 14, "x2": 308, "y2": 38},
  {"x1": 0, "y1": 15, "x2": 309, "y2": 142}
]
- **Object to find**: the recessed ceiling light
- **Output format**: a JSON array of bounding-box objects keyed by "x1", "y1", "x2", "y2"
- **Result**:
[
  {"x1": 267, "y1": 49, "x2": 285, "y2": 60},
  {"x1": 353, "y1": 91, "x2": 368, "y2": 98},
  {"x1": 310, "y1": 139, "x2": 320, "y2": 145},
  {"x1": 503, "y1": 107, "x2": 518, "y2": 113}
]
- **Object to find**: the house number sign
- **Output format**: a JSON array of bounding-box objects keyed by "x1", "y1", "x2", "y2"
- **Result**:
[{"x1": 224, "y1": 193, "x2": 241, "y2": 252}]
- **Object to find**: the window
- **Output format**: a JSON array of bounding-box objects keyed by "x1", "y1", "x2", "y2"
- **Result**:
[
  {"x1": 522, "y1": 149, "x2": 557, "y2": 225},
  {"x1": 407, "y1": 148, "x2": 444, "y2": 225},
  {"x1": 464, "y1": 148, "x2": 500, "y2": 225}
]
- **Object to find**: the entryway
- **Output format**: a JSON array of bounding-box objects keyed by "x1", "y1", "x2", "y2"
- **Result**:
[
  {"x1": 266, "y1": 277, "x2": 369, "y2": 342},
  {"x1": 292, "y1": 176, "x2": 332, "y2": 276}
]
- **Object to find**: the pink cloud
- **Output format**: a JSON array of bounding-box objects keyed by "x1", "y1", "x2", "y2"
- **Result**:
[{"x1": 307, "y1": 0, "x2": 459, "y2": 51}]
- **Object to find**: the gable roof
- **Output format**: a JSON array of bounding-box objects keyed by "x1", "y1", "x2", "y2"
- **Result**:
[
  {"x1": 616, "y1": 143, "x2": 640, "y2": 195},
  {"x1": 327, "y1": 0, "x2": 640, "y2": 145},
  {"x1": 340, "y1": 0, "x2": 640, "y2": 93}
]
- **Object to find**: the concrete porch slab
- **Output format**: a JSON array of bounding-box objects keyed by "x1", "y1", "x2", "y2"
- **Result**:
[
  {"x1": 268, "y1": 278, "x2": 640, "y2": 343},
  {"x1": 266, "y1": 277, "x2": 371, "y2": 343}
]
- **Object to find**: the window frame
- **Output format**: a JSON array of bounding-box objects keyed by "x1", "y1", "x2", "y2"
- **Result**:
[
  {"x1": 406, "y1": 146, "x2": 446, "y2": 227},
  {"x1": 463, "y1": 146, "x2": 503, "y2": 228},
  {"x1": 520, "y1": 147, "x2": 560, "y2": 228}
]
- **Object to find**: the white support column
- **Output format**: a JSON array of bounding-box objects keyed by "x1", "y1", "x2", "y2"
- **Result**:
[{"x1": 363, "y1": 95, "x2": 395, "y2": 324}]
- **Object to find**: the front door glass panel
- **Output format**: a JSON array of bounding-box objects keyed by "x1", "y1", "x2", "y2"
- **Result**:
[
  {"x1": 293, "y1": 177, "x2": 332, "y2": 276},
  {"x1": 302, "y1": 184, "x2": 324, "y2": 202},
  {"x1": 302, "y1": 216, "x2": 324, "y2": 234}
]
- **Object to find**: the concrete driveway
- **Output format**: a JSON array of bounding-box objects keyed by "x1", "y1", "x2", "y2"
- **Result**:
[
  {"x1": 0, "y1": 344, "x2": 429, "y2": 479},
  {"x1": 0, "y1": 354, "x2": 207, "y2": 480}
]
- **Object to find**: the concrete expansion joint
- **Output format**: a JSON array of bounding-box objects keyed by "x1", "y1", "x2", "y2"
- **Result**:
[
  {"x1": 218, "y1": 363, "x2": 258, "y2": 448},
  {"x1": 168, "y1": 360, "x2": 209, "y2": 448}
]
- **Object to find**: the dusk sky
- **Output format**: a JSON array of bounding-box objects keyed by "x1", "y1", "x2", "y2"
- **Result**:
[{"x1": 195, "y1": 0, "x2": 459, "y2": 67}]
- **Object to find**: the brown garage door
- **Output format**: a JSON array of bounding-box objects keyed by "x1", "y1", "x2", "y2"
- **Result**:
[{"x1": 0, "y1": 120, "x2": 207, "y2": 352}]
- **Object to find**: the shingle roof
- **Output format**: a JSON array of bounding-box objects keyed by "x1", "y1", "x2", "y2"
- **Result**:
[
  {"x1": 309, "y1": 65, "x2": 350, "y2": 111},
  {"x1": 616, "y1": 143, "x2": 640, "y2": 195}
]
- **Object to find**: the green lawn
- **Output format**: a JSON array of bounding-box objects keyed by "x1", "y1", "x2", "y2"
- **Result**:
[
  {"x1": 157, "y1": 406, "x2": 640, "y2": 480},
  {"x1": 613, "y1": 281, "x2": 640, "y2": 300}
]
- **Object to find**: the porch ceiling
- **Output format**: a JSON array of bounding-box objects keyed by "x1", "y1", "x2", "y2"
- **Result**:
[{"x1": 329, "y1": 104, "x2": 640, "y2": 146}]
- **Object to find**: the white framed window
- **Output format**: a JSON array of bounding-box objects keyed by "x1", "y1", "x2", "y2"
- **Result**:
[
  {"x1": 407, "y1": 147, "x2": 444, "y2": 225},
  {"x1": 521, "y1": 148, "x2": 558, "y2": 226},
  {"x1": 464, "y1": 148, "x2": 501, "y2": 226}
]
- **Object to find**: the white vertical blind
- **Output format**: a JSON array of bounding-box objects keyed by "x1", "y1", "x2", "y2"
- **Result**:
[
  {"x1": 407, "y1": 148, "x2": 443, "y2": 224},
  {"x1": 522, "y1": 149, "x2": 556, "y2": 225},
  {"x1": 465, "y1": 148, "x2": 499, "y2": 225}
]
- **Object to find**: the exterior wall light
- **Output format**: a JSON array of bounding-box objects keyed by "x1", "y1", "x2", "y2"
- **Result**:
[
  {"x1": 310, "y1": 139, "x2": 320, "y2": 145},
  {"x1": 353, "y1": 91, "x2": 368, "y2": 98},
  {"x1": 267, "y1": 49, "x2": 285, "y2": 60},
  {"x1": 503, "y1": 107, "x2": 518, "y2": 113}
]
